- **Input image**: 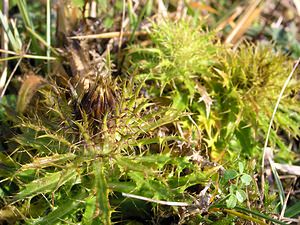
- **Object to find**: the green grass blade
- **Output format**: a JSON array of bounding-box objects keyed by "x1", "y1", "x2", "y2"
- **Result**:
[
  {"x1": 234, "y1": 206, "x2": 288, "y2": 225},
  {"x1": 26, "y1": 26, "x2": 60, "y2": 56},
  {"x1": 262, "y1": 58, "x2": 300, "y2": 207},
  {"x1": 16, "y1": 0, "x2": 41, "y2": 54},
  {"x1": 10, "y1": 19, "x2": 22, "y2": 50},
  {"x1": 284, "y1": 201, "x2": 300, "y2": 218},
  {"x1": 0, "y1": 54, "x2": 56, "y2": 62},
  {"x1": 211, "y1": 204, "x2": 288, "y2": 225},
  {"x1": 269, "y1": 157, "x2": 285, "y2": 207},
  {"x1": 129, "y1": 0, "x2": 149, "y2": 43},
  {"x1": 127, "y1": 0, "x2": 137, "y2": 31},
  {"x1": 0, "y1": 11, "x2": 21, "y2": 51}
]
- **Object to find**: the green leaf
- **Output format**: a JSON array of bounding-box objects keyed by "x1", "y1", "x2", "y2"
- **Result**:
[
  {"x1": 71, "y1": 0, "x2": 84, "y2": 7},
  {"x1": 285, "y1": 201, "x2": 300, "y2": 218},
  {"x1": 238, "y1": 162, "x2": 244, "y2": 174},
  {"x1": 235, "y1": 189, "x2": 247, "y2": 203},
  {"x1": 29, "y1": 189, "x2": 87, "y2": 225},
  {"x1": 172, "y1": 90, "x2": 188, "y2": 111},
  {"x1": 229, "y1": 184, "x2": 237, "y2": 194},
  {"x1": 116, "y1": 157, "x2": 153, "y2": 173},
  {"x1": 235, "y1": 123, "x2": 253, "y2": 156},
  {"x1": 0, "y1": 188, "x2": 4, "y2": 198},
  {"x1": 94, "y1": 160, "x2": 111, "y2": 224},
  {"x1": 15, "y1": 168, "x2": 77, "y2": 200},
  {"x1": 226, "y1": 194, "x2": 237, "y2": 208},
  {"x1": 269, "y1": 159, "x2": 285, "y2": 207},
  {"x1": 108, "y1": 181, "x2": 136, "y2": 193},
  {"x1": 82, "y1": 196, "x2": 96, "y2": 225},
  {"x1": 240, "y1": 174, "x2": 252, "y2": 186},
  {"x1": 223, "y1": 169, "x2": 238, "y2": 182},
  {"x1": 19, "y1": 153, "x2": 76, "y2": 171}
]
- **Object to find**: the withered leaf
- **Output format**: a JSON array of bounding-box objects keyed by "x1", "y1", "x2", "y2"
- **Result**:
[{"x1": 16, "y1": 72, "x2": 46, "y2": 114}]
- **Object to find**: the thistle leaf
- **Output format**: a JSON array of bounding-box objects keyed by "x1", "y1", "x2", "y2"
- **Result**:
[{"x1": 15, "y1": 168, "x2": 77, "y2": 200}]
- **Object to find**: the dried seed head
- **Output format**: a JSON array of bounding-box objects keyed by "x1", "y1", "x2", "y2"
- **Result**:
[{"x1": 80, "y1": 77, "x2": 118, "y2": 120}]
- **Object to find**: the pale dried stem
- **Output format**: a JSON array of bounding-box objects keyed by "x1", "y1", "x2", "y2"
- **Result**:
[{"x1": 0, "y1": 0, "x2": 9, "y2": 96}]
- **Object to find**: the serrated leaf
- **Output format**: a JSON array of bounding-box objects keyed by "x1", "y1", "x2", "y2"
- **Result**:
[
  {"x1": 94, "y1": 160, "x2": 111, "y2": 224},
  {"x1": 116, "y1": 157, "x2": 152, "y2": 174},
  {"x1": 226, "y1": 194, "x2": 237, "y2": 208},
  {"x1": 19, "y1": 153, "x2": 76, "y2": 171},
  {"x1": 15, "y1": 168, "x2": 77, "y2": 200},
  {"x1": 82, "y1": 196, "x2": 96, "y2": 225},
  {"x1": 29, "y1": 189, "x2": 87, "y2": 225},
  {"x1": 172, "y1": 90, "x2": 188, "y2": 111},
  {"x1": 241, "y1": 174, "x2": 252, "y2": 186}
]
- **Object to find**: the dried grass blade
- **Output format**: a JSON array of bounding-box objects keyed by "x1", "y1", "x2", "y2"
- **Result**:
[
  {"x1": 188, "y1": 2, "x2": 218, "y2": 14},
  {"x1": 0, "y1": 0, "x2": 9, "y2": 96},
  {"x1": 122, "y1": 192, "x2": 190, "y2": 206},
  {"x1": 46, "y1": 0, "x2": 51, "y2": 75},
  {"x1": 0, "y1": 56, "x2": 22, "y2": 99},
  {"x1": 292, "y1": 0, "x2": 300, "y2": 16},
  {"x1": 225, "y1": 0, "x2": 263, "y2": 44},
  {"x1": 274, "y1": 163, "x2": 300, "y2": 176},
  {"x1": 69, "y1": 31, "x2": 148, "y2": 40},
  {"x1": 16, "y1": 73, "x2": 46, "y2": 114}
]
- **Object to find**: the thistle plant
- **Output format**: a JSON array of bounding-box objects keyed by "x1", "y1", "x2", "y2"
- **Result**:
[{"x1": 128, "y1": 20, "x2": 300, "y2": 162}]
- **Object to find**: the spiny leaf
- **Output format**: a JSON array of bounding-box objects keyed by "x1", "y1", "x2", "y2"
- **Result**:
[
  {"x1": 15, "y1": 167, "x2": 77, "y2": 200},
  {"x1": 94, "y1": 160, "x2": 111, "y2": 224},
  {"x1": 82, "y1": 196, "x2": 96, "y2": 225},
  {"x1": 29, "y1": 189, "x2": 87, "y2": 225},
  {"x1": 19, "y1": 153, "x2": 76, "y2": 171}
]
